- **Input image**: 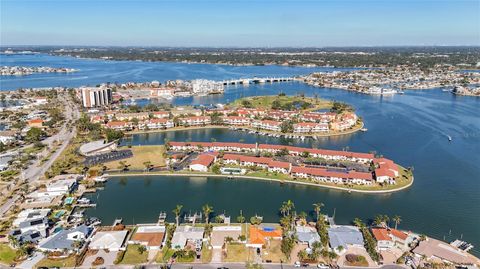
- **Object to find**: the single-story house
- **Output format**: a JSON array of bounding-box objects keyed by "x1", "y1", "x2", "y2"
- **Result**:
[
  {"x1": 171, "y1": 225, "x2": 205, "y2": 249},
  {"x1": 211, "y1": 226, "x2": 242, "y2": 249},
  {"x1": 296, "y1": 225, "x2": 321, "y2": 247},
  {"x1": 247, "y1": 225, "x2": 282, "y2": 248},
  {"x1": 129, "y1": 225, "x2": 166, "y2": 250},
  {"x1": 328, "y1": 225, "x2": 364, "y2": 254},
  {"x1": 89, "y1": 230, "x2": 128, "y2": 251},
  {"x1": 38, "y1": 225, "x2": 92, "y2": 253},
  {"x1": 413, "y1": 237, "x2": 479, "y2": 265}
]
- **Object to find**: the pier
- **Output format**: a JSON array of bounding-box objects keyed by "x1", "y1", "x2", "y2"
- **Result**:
[{"x1": 220, "y1": 77, "x2": 295, "y2": 85}]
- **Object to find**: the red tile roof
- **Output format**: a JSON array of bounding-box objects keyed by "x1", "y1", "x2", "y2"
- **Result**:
[
  {"x1": 291, "y1": 166, "x2": 373, "y2": 180},
  {"x1": 190, "y1": 154, "x2": 215, "y2": 167},
  {"x1": 372, "y1": 228, "x2": 392, "y2": 241}
]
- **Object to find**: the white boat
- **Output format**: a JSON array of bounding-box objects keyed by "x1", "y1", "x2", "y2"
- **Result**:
[
  {"x1": 360, "y1": 128, "x2": 368, "y2": 132},
  {"x1": 93, "y1": 175, "x2": 108, "y2": 182}
]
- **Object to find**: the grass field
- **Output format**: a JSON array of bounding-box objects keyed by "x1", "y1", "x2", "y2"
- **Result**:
[
  {"x1": 201, "y1": 243, "x2": 212, "y2": 263},
  {"x1": 35, "y1": 255, "x2": 77, "y2": 268},
  {"x1": 156, "y1": 248, "x2": 175, "y2": 263},
  {"x1": 224, "y1": 243, "x2": 251, "y2": 262},
  {"x1": 263, "y1": 239, "x2": 285, "y2": 263},
  {"x1": 120, "y1": 244, "x2": 148, "y2": 264},
  {"x1": 230, "y1": 95, "x2": 331, "y2": 111},
  {"x1": 104, "y1": 145, "x2": 166, "y2": 170},
  {"x1": 0, "y1": 244, "x2": 17, "y2": 265}
]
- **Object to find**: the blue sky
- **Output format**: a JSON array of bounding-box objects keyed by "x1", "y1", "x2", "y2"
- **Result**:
[{"x1": 1, "y1": 0, "x2": 479, "y2": 46}]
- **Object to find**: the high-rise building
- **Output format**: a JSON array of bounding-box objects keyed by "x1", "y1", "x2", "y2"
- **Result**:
[{"x1": 81, "y1": 87, "x2": 112, "y2": 108}]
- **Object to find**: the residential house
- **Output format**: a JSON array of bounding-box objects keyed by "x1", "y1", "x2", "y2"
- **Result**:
[
  {"x1": 129, "y1": 225, "x2": 166, "y2": 250},
  {"x1": 89, "y1": 230, "x2": 128, "y2": 251},
  {"x1": 328, "y1": 225, "x2": 364, "y2": 254}
]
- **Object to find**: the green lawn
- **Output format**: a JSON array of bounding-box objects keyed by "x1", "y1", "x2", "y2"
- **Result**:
[
  {"x1": 156, "y1": 247, "x2": 175, "y2": 263},
  {"x1": 0, "y1": 244, "x2": 17, "y2": 265},
  {"x1": 230, "y1": 95, "x2": 331, "y2": 111},
  {"x1": 224, "y1": 243, "x2": 251, "y2": 262},
  {"x1": 104, "y1": 145, "x2": 166, "y2": 170},
  {"x1": 35, "y1": 255, "x2": 77, "y2": 268},
  {"x1": 120, "y1": 244, "x2": 148, "y2": 264},
  {"x1": 201, "y1": 243, "x2": 212, "y2": 263}
]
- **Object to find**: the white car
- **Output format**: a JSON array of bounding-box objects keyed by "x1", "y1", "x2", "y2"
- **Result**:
[
  {"x1": 295, "y1": 261, "x2": 301, "y2": 267},
  {"x1": 317, "y1": 263, "x2": 329, "y2": 269}
]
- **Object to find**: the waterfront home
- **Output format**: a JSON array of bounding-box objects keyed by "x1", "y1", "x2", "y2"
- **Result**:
[
  {"x1": 129, "y1": 225, "x2": 166, "y2": 250},
  {"x1": 34, "y1": 96, "x2": 48, "y2": 105},
  {"x1": 171, "y1": 225, "x2": 205, "y2": 249},
  {"x1": 371, "y1": 228, "x2": 411, "y2": 251},
  {"x1": 222, "y1": 116, "x2": 251, "y2": 126},
  {"x1": 170, "y1": 141, "x2": 378, "y2": 165},
  {"x1": 413, "y1": 237, "x2": 479, "y2": 265},
  {"x1": 106, "y1": 121, "x2": 132, "y2": 131},
  {"x1": 293, "y1": 122, "x2": 329, "y2": 133},
  {"x1": 300, "y1": 112, "x2": 336, "y2": 123},
  {"x1": 115, "y1": 112, "x2": 149, "y2": 121},
  {"x1": 140, "y1": 118, "x2": 174, "y2": 130},
  {"x1": 89, "y1": 230, "x2": 128, "y2": 251},
  {"x1": 247, "y1": 225, "x2": 282, "y2": 248},
  {"x1": 37, "y1": 225, "x2": 92, "y2": 253},
  {"x1": 210, "y1": 226, "x2": 243, "y2": 249},
  {"x1": 189, "y1": 153, "x2": 217, "y2": 172},
  {"x1": 295, "y1": 225, "x2": 321, "y2": 247},
  {"x1": 222, "y1": 154, "x2": 271, "y2": 169},
  {"x1": 374, "y1": 158, "x2": 399, "y2": 177},
  {"x1": 327, "y1": 225, "x2": 364, "y2": 254},
  {"x1": 251, "y1": 120, "x2": 282, "y2": 132},
  {"x1": 79, "y1": 140, "x2": 118, "y2": 156},
  {"x1": 180, "y1": 116, "x2": 211, "y2": 126},
  {"x1": 291, "y1": 166, "x2": 373, "y2": 185},
  {"x1": 46, "y1": 174, "x2": 81, "y2": 196}
]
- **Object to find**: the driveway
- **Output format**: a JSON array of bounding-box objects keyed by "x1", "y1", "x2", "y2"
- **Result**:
[
  {"x1": 16, "y1": 252, "x2": 45, "y2": 269},
  {"x1": 82, "y1": 249, "x2": 118, "y2": 267}
]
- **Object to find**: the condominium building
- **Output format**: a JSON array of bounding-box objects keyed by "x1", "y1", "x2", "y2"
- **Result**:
[{"x1": 81, "y1": 87, "x2": 113, "y2": 108}]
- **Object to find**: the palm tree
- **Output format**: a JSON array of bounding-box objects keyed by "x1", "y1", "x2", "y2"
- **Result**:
[
  {"x1": 282, "y1": 200, "x2": 295, "y2": 216},
  {"x1": 143, "y1": 161, "x2": 152, "y2": 171},
  {"x1": 313, "y1": 202, "x2": 324, "y2": 222},
  {"x1": 373, "y1": 215, "x2": 384, "y2": 227},
  {"x1": 173, "y1": 204, "x2": 183, "y2": 226},
  {"x1": 237, "y1": 210, "x2": 245, "y2": 223},
  {"x1": 202, "y1": 204, "x2": 213, "y2": 224},
  {"x1": 383, "y1": 215, "x2": 390, "y2": 227},
  {"x1": 353, "y1": 217, "x2": 364, "y2": 228},
  {"x1": 392, "y1": 215, "x2": 402, "y2": 230},
  {"x1": 279, "y1": 204, "x2": 289, "y2": 217}
]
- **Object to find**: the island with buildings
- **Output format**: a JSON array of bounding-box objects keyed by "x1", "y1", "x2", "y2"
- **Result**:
[{"x1": 0, "y1": 66, "x2": 77, "y2": 76}]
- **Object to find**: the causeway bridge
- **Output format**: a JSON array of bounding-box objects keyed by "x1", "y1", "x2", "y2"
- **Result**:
[{"x1": 220, "y1": 77, "x2": 296, "y2": 85}]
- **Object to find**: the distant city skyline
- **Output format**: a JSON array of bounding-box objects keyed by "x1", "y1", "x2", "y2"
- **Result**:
[{"x1": 1, "y1": 0, "x2": 479, "y2": 47}]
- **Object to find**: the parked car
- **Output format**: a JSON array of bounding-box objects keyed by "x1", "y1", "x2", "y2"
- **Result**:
[
  {"x1": 317, "y1": 263, "x2": 329, "y2": 269},
  {"x1": 295, "y1": 261, "x2": 302, "y2": 267}
]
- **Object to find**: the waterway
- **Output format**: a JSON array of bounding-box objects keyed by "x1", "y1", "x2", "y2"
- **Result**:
[
  {"x1": 1, "y1": 54, "x2": 479, "y2": 256},
  {"x1": 0, "y1": 53, "x2": 356, "y2": 90}
]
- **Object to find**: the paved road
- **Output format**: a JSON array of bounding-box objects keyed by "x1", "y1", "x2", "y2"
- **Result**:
[
  {"x1": 0, "y1": 93, "x2": 80, "y2": 217},
  {"x1": 15, "y1": 252, "x2": 45, "y2": 269},
  {"x1": 58, "y1": 263, "x2": 407, "y2": 269}
]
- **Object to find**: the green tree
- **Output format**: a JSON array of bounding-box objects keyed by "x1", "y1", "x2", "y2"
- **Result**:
[
  {"x1": 173, "y1": 204, "x2": 183, "y2": 226},
  {"x1": 202, "y1": 204, "x2": 213, "y2": 224},
  {"x1": 25, "y1": 127, "x2": 45, "y2": 143},
  {"x1": 313, "y1": 202, "x2": 324, "y2": 222},
  {"x1": 237, "y1": 211, "x2": 246, "y2": 223},
  {"x1": 392, "y1": 215, "x2": 402, "y2": 230}
]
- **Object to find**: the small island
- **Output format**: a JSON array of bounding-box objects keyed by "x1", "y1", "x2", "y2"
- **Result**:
[{"x1": 0, "y1": 65, "x2": 77, "y2": 76}]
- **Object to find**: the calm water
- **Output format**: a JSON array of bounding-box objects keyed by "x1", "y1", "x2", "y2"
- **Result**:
[
  {"x1": 89, "y1": 86, "x2": 480, "y2": 256},
  {"x1": 1, "y1": 55, "x2": 479, "y2": 256},
  {"x1": 0, "y1": 54, "x2": 356, "y2": 90}
]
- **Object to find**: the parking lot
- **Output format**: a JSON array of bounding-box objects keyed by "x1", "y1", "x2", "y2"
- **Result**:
[{"x1": 84, "y1": 150, "x2": 133, "y2": 166}]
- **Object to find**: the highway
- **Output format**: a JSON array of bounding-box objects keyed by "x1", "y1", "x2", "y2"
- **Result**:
[{"x1": 0, "y1": 92, "x2": 80, "y2": 217}]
